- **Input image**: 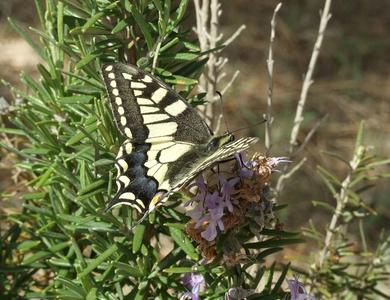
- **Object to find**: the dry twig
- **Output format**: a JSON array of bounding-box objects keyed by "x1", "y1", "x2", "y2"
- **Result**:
[
  {"x1": 275, "y1": 0, "x2": 332, "y2": 197},
  {"x1": 295, "y1": 114, "x2": 329, "y2": 155},
  {"x1": 288, "y1": 0, "x2": 332, "y2": 153},
  {"x1": 265, "y1": 2, "x2": 282, "y2": 154},
  {"x1": 318, "y1": 144, "x2": 363, "y2": 267},
  {"x1": 193, "y1": 0, "x2": 245, "y2": 130},
  {"x1": 275, "y1": 157, "x2": 307, "y2": 197}
]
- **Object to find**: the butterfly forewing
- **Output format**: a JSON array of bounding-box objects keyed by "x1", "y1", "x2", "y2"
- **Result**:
[
  {"x1": 102, "y1": 63, "x2": 212, "y2": 144},
  {"x1": 168, "y1": 137, "x2": 259, "y2": 190}
]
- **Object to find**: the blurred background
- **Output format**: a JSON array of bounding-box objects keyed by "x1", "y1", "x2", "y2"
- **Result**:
[{"x1": 0, "y1": 0, "x2": 388, "y2": 255}]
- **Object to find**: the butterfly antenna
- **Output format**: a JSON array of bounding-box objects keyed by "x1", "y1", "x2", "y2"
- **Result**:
[
  {"x1": 229, "y1": 118, "x2": 267, "y2": 134},
  {"x1": 216, "y1": 91, "x2": 230, "y2": 133}
]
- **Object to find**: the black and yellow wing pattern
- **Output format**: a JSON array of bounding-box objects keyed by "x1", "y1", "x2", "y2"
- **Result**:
[{"x1": 102, "y1": 63, "x2": 258, "y2": 215}]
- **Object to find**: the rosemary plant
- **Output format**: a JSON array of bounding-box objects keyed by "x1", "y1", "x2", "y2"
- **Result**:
[{"x1": 1, "y1": 1, "x2": 298, "y2": 299}]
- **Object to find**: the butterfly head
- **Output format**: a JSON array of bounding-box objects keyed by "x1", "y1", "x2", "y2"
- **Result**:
[
  {"x1": 222, "y1": 131, "x2": 235, "y2": 143},
  {"x1": 206, "y1": 132, "x2": 235, "y2": 152}
]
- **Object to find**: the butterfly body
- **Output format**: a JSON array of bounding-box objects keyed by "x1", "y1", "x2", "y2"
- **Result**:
[{"x1": 102, "y1": 63, "x2": 258, "y2": 214}]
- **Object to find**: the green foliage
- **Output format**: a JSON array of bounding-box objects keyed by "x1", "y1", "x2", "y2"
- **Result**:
[
  {"x1": 1, "y1": 1, "x2": 293, "y2": 299},
  {"x1": 301, "y1": 122, "x2": 390, "y2": 299}
]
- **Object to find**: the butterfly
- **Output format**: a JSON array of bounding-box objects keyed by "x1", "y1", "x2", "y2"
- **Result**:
[{"x1": 102, "y1": 63, "x2": 258, "y2": 217}]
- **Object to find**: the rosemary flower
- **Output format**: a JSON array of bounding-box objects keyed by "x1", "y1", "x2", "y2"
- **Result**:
[
  {"x1": 185, "y1": 152, "x2": 288, "y2": 259},
  {"x1": 286, "y1": 277, "x2": 316, "y2": 300},
  {"x1": 180, "y1": 272, "x2": 204, "y2": 300}
]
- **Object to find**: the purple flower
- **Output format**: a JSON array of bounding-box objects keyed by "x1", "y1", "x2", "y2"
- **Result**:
[
  {"x1": 180, "y1": 273, "x2": 204, "y2": 300},
  {"x1": 219, "y1": 175, "x2": 240, "y2": 212},
  {"x1": 186, "y1": 201, "x2": 205, "y2": 221},
  {"x1": 186, "y1": 172, "x2": 244, "y2": 241},
  {"x1": 195, "y1": 192, "x2": 225, "y2": 241},
  {"x1": 185, "y1": 175, "x2": 208, "y2": 207},
  {"x1": 286, "y1": 277, "x2": 316, "y2": 300},
  {"x1": 235, "y1": 153, "x2": 256, "y2": 178},
  {"x1": 267, "y1": 156, "x2": 291, "y2": 171}
]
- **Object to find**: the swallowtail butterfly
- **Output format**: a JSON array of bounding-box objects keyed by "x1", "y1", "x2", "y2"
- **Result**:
[{"x1": 102, "y1": 63, "x2": 258, "y2": 217}]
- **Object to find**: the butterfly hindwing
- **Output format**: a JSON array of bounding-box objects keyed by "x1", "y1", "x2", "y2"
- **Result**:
[{"x1": 110, "y1": 140, "x2": 157, "y2": 213}]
